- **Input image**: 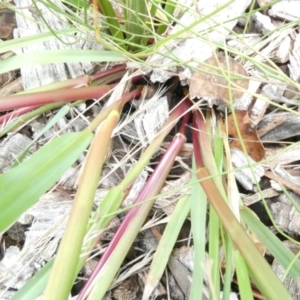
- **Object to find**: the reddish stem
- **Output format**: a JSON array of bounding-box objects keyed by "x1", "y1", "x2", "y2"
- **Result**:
[
  {"x1": 90, "y1": 65, "x2": 126, "y2": 82},
  {"x1": 192, "y1": 111, "x2": 205, "y2": 168},
  {"x1": 178, "y1": 109, "x2": 190, "y2": 135},
  {"x1": 78, "y1": 118, "x2": 188, "y2": 300},
  {"x1": 0, "y1": 84, "x2": 117, "y2": 112},
  {"x1": 0, "y1": 105, "x2": 40, "y2": 124}
]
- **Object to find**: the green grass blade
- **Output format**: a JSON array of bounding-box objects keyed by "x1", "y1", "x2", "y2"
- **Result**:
[
  {"x1": 189, "y1": 160, "x2": 207, "y2": 300},
  {"x1": 0, "y1": 28, "x2": 77, "y2": 54},
  {"x1": 156, "y1": 0, "x2": 177, "y2": 35},
  {"x1": 124, "y1": 0, "x2": 148, "y2": 50},
  {"x1": 98, "y1": 0, "x2": 125, "y2": 48},
  {"x1": 222, "y1": 235, "x2": 234, "y2": 300},
  {"x1": 208, "y1": 206, "x2": 220, "y2": 297},
  {"x1": 208, "y1": 125, "x2": 223, "y2": 299},
  {"x1": 234, "y1": 250, "x2": 254, "y2": 300},
  {"x1": 44, "y1": 111, "x2": 120, "y2": 300},
  {"x1": 79, "y1": 186, "x2": 125, "y2": 262},
  {"x1": 0, "y1": 131, "x2": 93, "y2": 233},
  {"x1": 0, "y1": 50, "x2": 125, "y2": 75},
  {"x1": 12, "y1": 105, "x2": 71, "y2": 167},
  {"x1": 142, "y1": 194, "x2": 190, "y2": 299},
  {"x1": 10, "y1": 260, "x2": 54, "y2": 300},
  {"x1": 241, "y1": 207, "x2": 300, "y2": 278}
]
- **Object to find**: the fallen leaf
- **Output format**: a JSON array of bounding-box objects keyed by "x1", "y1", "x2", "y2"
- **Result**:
[
  {"x1": 189, "y1": 55, "x2": 249, "y2": 107},
  {"x1": 227, "y1": 110, "x2": 265, "y2": 162}
]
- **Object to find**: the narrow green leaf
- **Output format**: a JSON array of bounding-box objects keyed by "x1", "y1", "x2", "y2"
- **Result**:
[
  {"x1": 12, "y1": 105, "x2": 71, "y2": 167},
  {"x1": 0, "y1": 50, "x2": 125, "y2": 75},
  {"x1": 98, "y1": 0, "x2": 125, "y2": 48},
  {"x1": 79, "y1": 186, "x2": 125, "y2": 261},
  {"x1": 124, "y1": 0, "x2": 148, "y2": 50},
  {"x1": 157, "y1": 0, "x2": 177, "y2": 35},
  {"x1": 222, "y1": 235, "x2": 234, "y2": 300},
  {"x1": 0, "y1": 28, "x2": 78, "y2": 54},
  {"x1": 143, "y1": 194, "x2": 190, "y2": 299},
  {"x1": 234, "y1": 250, "x2": 254, "y2": 300},
  {"x1": 189, "y1": 159, "x2": 207, "y2": 300},
  {"x1": 241, "y1": 207, "x2": 300, "y2": 278},
  {"x1": 44, "y1": 111, "x2": 120, "y2": 300},
  {"x1": 11, "y1": 260, "x2": 54, "y2": 300},
  {"x1": 0, "y1": 131, "x2": 93, "y2": 233}
]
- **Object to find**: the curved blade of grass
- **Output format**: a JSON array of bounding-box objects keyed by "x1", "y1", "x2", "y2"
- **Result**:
[
  {"x1": 0, "y1": 28, "x2": 77, "y2": 54},
  {"x1": 240, "y1": 207, "x2": 300, "y2": 278},
  {"x1": 0, "y1": 131, "x2": 93, "y2": 234},
  {"x1": 0, "y1": 50, "x2": 125, "y2": 75},
  {"x1": 16, "y1": 64, "x2": 125, "y2": 94},
  {"x1": 142, "y1": 194, "x2": 190, "y2": 299},
  {"x1": 43, "y1": 110, "x2": 120, "y2": 300}
]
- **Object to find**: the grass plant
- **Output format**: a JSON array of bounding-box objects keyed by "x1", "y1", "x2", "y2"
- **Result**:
[{"x1": 1, "y1": 0, "x2": 300, "y2": 299}]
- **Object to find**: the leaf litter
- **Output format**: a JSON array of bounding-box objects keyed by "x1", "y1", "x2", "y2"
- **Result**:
[{"x1": 1, "y1": 0, "x2": 300, "y2": 299}]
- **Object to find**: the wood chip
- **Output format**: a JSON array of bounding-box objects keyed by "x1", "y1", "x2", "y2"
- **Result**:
[
  {"x1": 242, "y1": 188, "x2": 279, "y2": 206},
  {"x1": 265, "y1": 168, "x2": 300, "y2": 197},
  {"x1": 270, "y1": 192, "x2": 300, "y2": 234},
  {"x1": 14, "y1": 0, "x2": 102, "y2": 89},
  {"x1": 234, "y1": 77, "x2": 262, "y2": 112},
  {"x1": 230, "y1": 148, "x2": 265, "y2": 191},
  {"x1": 274, "y1": 35, "x2": 292, "y2": 64},
  {"x1": 0, "y1": 133, "x2": 33, "y2": 172},
  {"x1": 289, "y1": 33, "x2": 300, "y2": 82},
  {"x1": 250, "y1": 12, "x2": 275, "y2": 34},
  {"x1": 258, "y1": 112, "x2": 300, "y2": 141},
  {"x1": 168, "y1": 255, "x2": 192, "y2": 297},
  {"x1": 0, "y1": 77, "x2": 23, "y2": 96},
  {"x1": 269, "y1": 0, "x2": 300, "y2": 22},
  {"x1": 257, "y1": 115, "x2": 287, "y2": 138},
  {"x1": 134, "y1": 95, "x2": 169, "y2": 146},
  {"x1": 265, "y1": 145, "x2": 300, "y2": 166}
]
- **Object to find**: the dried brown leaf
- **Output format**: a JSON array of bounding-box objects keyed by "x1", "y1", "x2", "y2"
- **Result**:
[
  {"x1": 189, "y1": 56, "x2": 249, "y2": 106},
  {"x1": 227, "y1": 110, "x2": 265, "y2": 162}
]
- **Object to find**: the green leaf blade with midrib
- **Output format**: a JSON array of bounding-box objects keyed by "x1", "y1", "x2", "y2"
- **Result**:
[{"x1": 0, "y1": 131, "x2": 93, "y2": 233}]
